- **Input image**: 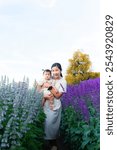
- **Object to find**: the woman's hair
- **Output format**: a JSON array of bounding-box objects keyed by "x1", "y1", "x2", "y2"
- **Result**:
[
  {"x1": 51, "y1": 63, "x2": 63, "y2": 77},
  {"x1": 43, "y1": 69, "x2": 51, "y2": 75}
]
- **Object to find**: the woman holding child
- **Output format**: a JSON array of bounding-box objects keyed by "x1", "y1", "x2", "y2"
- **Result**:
[{"x1": 37, "y1": 63, "x2": 67, "y2": 150}]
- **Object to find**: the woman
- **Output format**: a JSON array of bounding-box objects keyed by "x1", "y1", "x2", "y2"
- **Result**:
[{"x1": 43, "y1": 63, "x2": 67, "y2": 150}]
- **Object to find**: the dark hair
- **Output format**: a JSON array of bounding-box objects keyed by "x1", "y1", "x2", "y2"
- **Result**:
[
  {"x1": 51, "y1": 63, "x2": 63, "y2": 77},
  {"x1": 43, "y1": 69, "x2": 51, "y2": 75}
]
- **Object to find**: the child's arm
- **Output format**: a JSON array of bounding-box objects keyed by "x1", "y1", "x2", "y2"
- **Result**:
[
  {"x1": 36, "y1": 84, "x2": 42, "y2": 92},
  {"x1": 42, "y1": 82, "x2": 52, "y2": 88},
  {"x1": 36, "y1": 81, "x2": 44, "y2": 93},
  {"x1": 41, "y1": 98, "x2": 46, "y2": 107}
]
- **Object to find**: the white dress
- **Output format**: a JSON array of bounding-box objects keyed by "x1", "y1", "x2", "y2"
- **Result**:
[
  {"x1": 43, "y1": 78, "x2": 67, "y2": 140},
  {"x1": 38, "y1": 79, "x2": 52, "y2": 96}
]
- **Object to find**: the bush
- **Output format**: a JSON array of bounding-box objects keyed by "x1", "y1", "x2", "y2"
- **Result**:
[{"x1": 60, "y1": 106, "x2": 100, "y2": 150}]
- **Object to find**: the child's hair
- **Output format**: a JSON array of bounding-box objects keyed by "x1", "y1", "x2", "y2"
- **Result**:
[{"x1": 43, "y1": 69, "x2": 51, "y2": 75}]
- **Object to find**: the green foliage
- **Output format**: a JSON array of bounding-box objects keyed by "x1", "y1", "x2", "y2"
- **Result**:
[
  {"x1": 15, "y1": 109, "x2": 46, "y2": 150},
  {"x1": 60, "y1": 106, "x2": 100, "y2": 150}
]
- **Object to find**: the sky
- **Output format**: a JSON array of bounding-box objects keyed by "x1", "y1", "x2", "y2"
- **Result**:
[{"x1": 0, "y1": 0, "x2": 100, "y2": 86}]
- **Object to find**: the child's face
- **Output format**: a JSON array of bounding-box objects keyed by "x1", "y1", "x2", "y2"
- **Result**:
[{"x1": 43, "y1": 72, "x2": 51, "y2": 80}]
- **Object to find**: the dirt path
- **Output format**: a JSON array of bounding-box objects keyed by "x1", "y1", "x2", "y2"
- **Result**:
[{"x1": 43, "y1": 137, "x2": 69, "y2": 150}]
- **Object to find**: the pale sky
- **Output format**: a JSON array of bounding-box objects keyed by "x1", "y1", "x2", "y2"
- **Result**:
[{"x1": 0, "y1": 0, "x2": 100, "y2": 86}]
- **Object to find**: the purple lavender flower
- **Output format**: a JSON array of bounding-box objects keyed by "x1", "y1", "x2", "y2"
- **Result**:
[{"x1": 62, "y1": 78, "x2": 100, "y2": 120}]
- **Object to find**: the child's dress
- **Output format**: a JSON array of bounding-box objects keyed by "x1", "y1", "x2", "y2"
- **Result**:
[{"x1": 38, "y1": 79, "x2": 54, "y2": 109}]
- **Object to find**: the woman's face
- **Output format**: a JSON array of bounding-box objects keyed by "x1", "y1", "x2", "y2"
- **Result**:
[{"x1": 51, "y1": 66, "x2": 61, "y2": 79}]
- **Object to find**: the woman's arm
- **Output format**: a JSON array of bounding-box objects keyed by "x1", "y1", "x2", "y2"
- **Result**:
[
  {"x1": 43, "y1": 83, "x2": 63, "y2": 99},
  {"x1": 54, "y1": 92, "x2": 63, "y2": 99},
  {"x1": 48, "y1": 86, "x2": 63, "y2": 99}
]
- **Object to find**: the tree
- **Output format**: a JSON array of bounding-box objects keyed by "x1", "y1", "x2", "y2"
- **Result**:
[{"x1": 65, "y1": 50, "x2": 100, "y2": 84}]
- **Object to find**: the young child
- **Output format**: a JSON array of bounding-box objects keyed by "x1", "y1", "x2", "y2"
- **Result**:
[{"x1": 36, "y1": 69, "x2": 55, "y2": 110}]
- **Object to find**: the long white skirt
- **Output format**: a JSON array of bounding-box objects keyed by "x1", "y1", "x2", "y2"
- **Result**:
[{"x1": 43, "y1": 101, "x2": 61, "y2": 140}]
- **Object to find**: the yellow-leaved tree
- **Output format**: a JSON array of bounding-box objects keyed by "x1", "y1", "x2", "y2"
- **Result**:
[{"x1": 65, "y1": 50, "x2": 100, "y2": 84}]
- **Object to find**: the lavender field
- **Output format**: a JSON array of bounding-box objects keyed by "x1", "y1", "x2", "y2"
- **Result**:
[
  {"x1": 0, "y1": 76, "x2": 45, "y2": 150},
  {"x1": 61, "y1": 78, "x2": 100, "y2": 150},
  {"x1": 62, "y1": 78, "x2": 100, "y2": 120},
  {"x1": 0, "y1": 76, "x2": 100, "y2": 150}
]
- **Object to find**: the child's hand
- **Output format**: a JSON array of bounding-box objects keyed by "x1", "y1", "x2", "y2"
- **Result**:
[{"x1": 36, "y1": 83, "x2": 42, "y2": 92}]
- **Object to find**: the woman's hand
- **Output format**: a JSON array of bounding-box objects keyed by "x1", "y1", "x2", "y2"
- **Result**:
[
  {"x1": 44, "y1": 93, "x2": 54, "y2": 101},
  {"x1": 48, "y1": 86, "x2": 63, "y2": 99}
]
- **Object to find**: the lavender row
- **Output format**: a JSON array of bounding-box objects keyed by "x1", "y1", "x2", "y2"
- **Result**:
[
  {"x1": 0, "y1": 76, "x2": 43, "y2": 149},
  {"x1": 62, "y1": 78, "x2": 100, "y2": 121}
]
